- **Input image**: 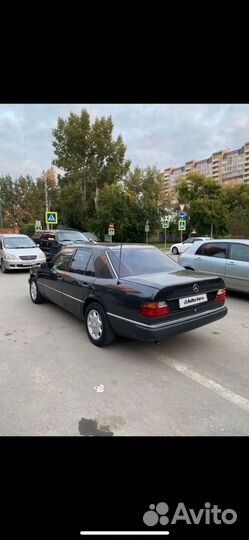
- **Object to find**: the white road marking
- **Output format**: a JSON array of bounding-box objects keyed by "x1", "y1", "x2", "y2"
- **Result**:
[{"x1": 155, "y1": 354, "x2": 249, "y2": 413}]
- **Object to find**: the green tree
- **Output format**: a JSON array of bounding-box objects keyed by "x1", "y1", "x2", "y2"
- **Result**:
[
  {"x1": 125, "y1": 166, "x2": 167, "y2": 236},
  {"x1": 223, "y1": 183, "x2": 249, "y2": 237},
  {"x1": 52, "y1": 109, "x2": 130, "y2": 228},
  {"x1": 0, "y1": 176, "x2": 13, "y2": 226},
  {"x1": 176, "y1": 172, "x2": 228, "y2": 236}
]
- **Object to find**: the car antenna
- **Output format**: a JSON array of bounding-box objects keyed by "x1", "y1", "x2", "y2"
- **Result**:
[{"x1": 117, "y1": 238, "x2": 123, "y2": 285}]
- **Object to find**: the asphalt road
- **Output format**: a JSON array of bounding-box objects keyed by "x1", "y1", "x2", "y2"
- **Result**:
[{"x1": 0, "y1": 267, "x2": 248, "y2": 436}]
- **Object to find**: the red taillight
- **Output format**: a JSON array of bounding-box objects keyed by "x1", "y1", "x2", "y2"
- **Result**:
[
  {"x1": 215, "y1": 288, "x2": 226, "y2": 302},
  {"x1": 140, "y1": 301, "x2": 171, "y2": 317}
]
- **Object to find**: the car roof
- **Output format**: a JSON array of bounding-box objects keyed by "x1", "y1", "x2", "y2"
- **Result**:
[
  {"x1": 0, "y1": 234, "x2": 28, "y2": 237},
  {"x1": 34, "y1": 229, "x2": 85, "y2": 234},
  {"x1": 61, "y1": 242, "x2": 157, "y2": 250},
  {"x1": 196, "y1": 238, "x2": 249, "y2": 245}
]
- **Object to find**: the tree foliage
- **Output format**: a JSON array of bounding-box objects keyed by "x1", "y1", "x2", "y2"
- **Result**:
[
  {"x1": 176, "y1": 173, "x2": 229, "y2": 236},
  {"x1": 52, "y1": 109, "x2": 130, "y2": 229}
]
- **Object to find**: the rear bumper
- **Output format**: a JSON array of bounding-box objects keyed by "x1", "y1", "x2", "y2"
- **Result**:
[{"x1": 107, "y1": 305, "x2": 227, "y2": 343}]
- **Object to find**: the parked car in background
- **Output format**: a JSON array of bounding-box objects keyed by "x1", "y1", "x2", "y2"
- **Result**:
[
  {"x1": 29, "y1": 243, "x2": 227, "y2": 347},
  {"x1": 178, "y1": 239, "x2": 249, "y2": 293},
  {"x1": 32, "y1": 229, "x2": 91, "y2": 261},
  {"x1": 82, "y1": 232, "x2": 98, "y2": 243},
  {"x1": 170, "y1": 237, "x2": 211, "y2": 255},
  {"x1": 0, "y1": 234, "x2": 46, "y2": 273}
]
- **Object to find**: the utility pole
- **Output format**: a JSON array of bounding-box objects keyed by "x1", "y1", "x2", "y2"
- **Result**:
[
  {"x1": 0, "y1": 181, "x2": 3, "y2": 228},
  {"x1": 0, "y1": 199, "x2": 2, "y2": 229},
  {"x1": 210, "y1": 200, "x2": 214, "y2": 238},
  {"x1": 145, "y1": 219, "x2": 149, "y2": 244},
  {"x1": 44, "y1": 171, "x2": 49, "y2": 230}
]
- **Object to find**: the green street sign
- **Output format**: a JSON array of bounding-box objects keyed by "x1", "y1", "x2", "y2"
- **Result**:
[
  {"x1": 178, "y1": 220, "x2": 186, "y2": 231},
  {"x1": 45, "y1": 211, "x2": 58, "y2": 224},
  {"x1": 108, "y1": 228, "x2": 115, "y2": 236}
]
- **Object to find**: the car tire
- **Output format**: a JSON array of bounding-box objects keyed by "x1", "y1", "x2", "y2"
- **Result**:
[
  {"x1": 30, "y1": 278, "x2": 45, "y2": 304},
  {"x1": 172, "y1": 247, "x2": 179, "y2": 255},
  {"x1": 85, "y1": 302, "x2": 116, "y2": 347},
  {"x1": 1, "y1": 258, "x2": 8, "y2": 273}
]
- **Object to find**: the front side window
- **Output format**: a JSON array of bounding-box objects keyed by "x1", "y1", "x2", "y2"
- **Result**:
[
  {"x1": 50, "y1": 248, "x2": 75, "y2": 272},
  {"x1": 196, "y1": 243, "x2": 227, "y2": 258},
  {"x1": 230, "y1": 243, "x2": 249, "y2": 262},
  {"x1": 85, "y1": 255, "x2": 95, "y2": 277},
  {"x1": 70, "y1": 249, "x2": 91, "y2": 274}
]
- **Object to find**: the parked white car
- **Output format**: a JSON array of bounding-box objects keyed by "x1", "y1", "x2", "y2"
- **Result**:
[
  {"x1": 0, "y1": 234, "x2": 46, "y2": 273},
  {"x1": 170, "y1": 237, "x2": 211, "y2": 255}
]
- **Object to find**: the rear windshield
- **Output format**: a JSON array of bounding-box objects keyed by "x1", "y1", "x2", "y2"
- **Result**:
[
  {"x1": 57, "y1": 231, "x2": 89, "y2": 242},
  {"x1": 108, "y1": 247, "x2": 181, "y2": 277},
  {"x1": 3, "y1": 236, "x2": 36, "y2": 249}
]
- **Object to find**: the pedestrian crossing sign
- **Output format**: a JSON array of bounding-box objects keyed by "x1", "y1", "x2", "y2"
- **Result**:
[
  {"x1": 178, "y1": 220, "x2": 186, "y2": 231},
  {"x1": 45, "y1": 212, "x2": 58, "y2": 224}
]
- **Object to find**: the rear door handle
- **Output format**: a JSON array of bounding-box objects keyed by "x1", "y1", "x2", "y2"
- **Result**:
[
  {"x1": 194, "y1": 256, "x2": 202, "y2": 260},
  {"x1": 227, "y1": 261, "x2": 236, "y2": 265}
]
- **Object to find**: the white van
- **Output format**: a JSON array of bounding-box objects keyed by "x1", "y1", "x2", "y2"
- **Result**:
[{"x1": 0, "y1": 234, "x2": 46, "y2": 273}]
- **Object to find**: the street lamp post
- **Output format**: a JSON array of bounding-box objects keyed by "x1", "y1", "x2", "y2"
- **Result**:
[
  {"x1": 44, "y1": 174, "x2": 52, "y2": 231},
  {"x1": 44, "y1": 172, "x2": 49, "y2": 230},
  {"x1": 0, "y1": 199, "x2": 2, "y2": 229},
  {"x1": 0, "y1": 181, "x2": 3, "y2": 228},
  {"x1": 210, "y1": 200, "x2": 214, "y2": 239}
]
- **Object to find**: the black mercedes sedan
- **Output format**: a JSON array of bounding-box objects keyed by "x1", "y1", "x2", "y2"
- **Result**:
[{"x1": 29, "y1": 244, "x2": 227, "y2": 347}]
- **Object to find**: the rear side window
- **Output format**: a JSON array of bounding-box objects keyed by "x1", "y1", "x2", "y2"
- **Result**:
[
  {"x1": 183, "y1": 238, "x2": 194, "y2": 244},
  {"x1": 0, "y1": 239, "x2": 2, "y2": 249},
  {"x1": 70, "y1": 249, "x2": 91, "y2": 274},
  {"x1": 230, "y1": 243, "x2": 249, "y2": 262},
  {"x1": 196, "y1": 243, "x2": 227, "y2": 258},
  {"x1": 95, "y1": 254, "x2": 113, "y2": 278}
]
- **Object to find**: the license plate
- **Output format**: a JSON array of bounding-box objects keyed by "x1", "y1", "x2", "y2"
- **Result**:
[{"x1": 179, "y1": 293, "x2": 207, "y2": 308}]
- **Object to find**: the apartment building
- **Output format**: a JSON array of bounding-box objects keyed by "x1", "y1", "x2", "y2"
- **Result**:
[{"x1": 164, "y1": 142, "x2": 249, "y2": 202}]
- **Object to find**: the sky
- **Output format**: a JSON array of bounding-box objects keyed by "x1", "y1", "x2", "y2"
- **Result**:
[{"x1": 0, "y1": 104, "x2": 249, "y2": 179}]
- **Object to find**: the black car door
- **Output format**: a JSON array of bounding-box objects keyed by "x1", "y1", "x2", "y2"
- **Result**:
[
  {"x1": 42, "y1": 248, "x2": 75, "y2": 307},
  {"x1": 62, "y1": 248, "x2": 94, "y2": 317}
]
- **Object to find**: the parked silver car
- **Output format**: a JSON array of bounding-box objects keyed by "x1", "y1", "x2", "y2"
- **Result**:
[
  {"x1": 0, "y1": 234, "x2": 46, "y2": 273},
  {"x1": 178, "y1": 239, "x2": 249, "y2": 293}
]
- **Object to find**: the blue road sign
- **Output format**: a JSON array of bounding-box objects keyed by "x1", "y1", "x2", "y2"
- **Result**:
[
  {"x1": 45, "y1": 211, "x2": 58, "y2": 224},
  {"x1": 179, "y1": 212, "x2": 185, "y2": 218}
]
